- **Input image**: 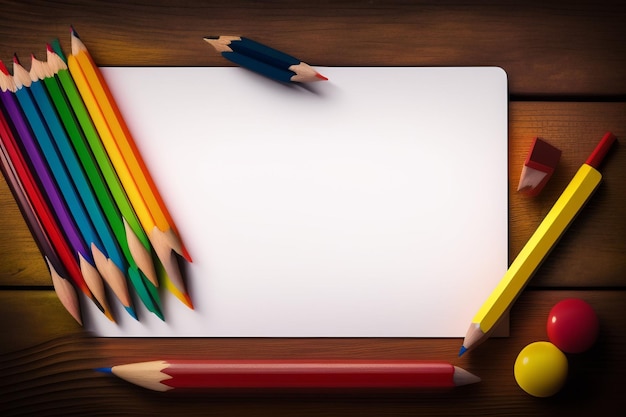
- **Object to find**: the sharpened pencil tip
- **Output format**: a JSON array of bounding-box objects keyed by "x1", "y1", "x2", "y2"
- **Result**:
[
  {"x1": 104, "y1": 308, "x2": 116, "y2": 323},
  {"x1": 458, "y1": 346, "x2": 467, "y2": 357},
  {"x1": 182, "y1": 246, "x2": 193, "y2": 263},
  {"x1": 0, "y1": 60, "x2": 9, "y2": 75},
  {"x1": 315, "y1": 72, "x2": 328, "y2": 81},
  {"x1": 203, "y1": 36, "x2": 219, "y2": 40},
  {"x1": 154, "y1": 307, "x2": 165, "y2": 321},
  {"x1": 183, "y1": 292, "x2": 194, "y2": 310},
  {"x1": 50, "y1": 39, "x2": 67, "y2": 62},
  {"x1": 95, "y1": 367, "x2": 113, "y2": 374},
  {"x1": 125, "y1": 306, "x2": 139, "y2": 321}
]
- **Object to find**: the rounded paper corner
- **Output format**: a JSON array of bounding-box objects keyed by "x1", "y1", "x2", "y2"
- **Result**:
[{"x1": 491, "y1": 66, "x2": 509, "y2": 84}]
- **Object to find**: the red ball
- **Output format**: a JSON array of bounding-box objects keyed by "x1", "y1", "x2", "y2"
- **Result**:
[{"x1": 547, "y1": 298, "x2": 599, "y2": 353}]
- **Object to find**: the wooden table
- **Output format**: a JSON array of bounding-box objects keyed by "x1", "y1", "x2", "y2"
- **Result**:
[{"x1": 1, "y1": 1, "x2": 624, "y2": 415}]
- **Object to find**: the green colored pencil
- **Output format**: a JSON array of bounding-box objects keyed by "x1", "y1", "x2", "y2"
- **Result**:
[{"x1": 42, "y1": 45, "x2": 164, "y2": 320}]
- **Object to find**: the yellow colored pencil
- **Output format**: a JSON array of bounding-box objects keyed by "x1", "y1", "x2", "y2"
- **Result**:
[
  {"x1": 68, "y1": 28, "x2": 190, "y2": 259},
  {"x1": 460, "y1": 132, "x2": 617, "y2": 355},
  {"x1": 67, "y1": 27, "x2": 193, "y2": 308}
]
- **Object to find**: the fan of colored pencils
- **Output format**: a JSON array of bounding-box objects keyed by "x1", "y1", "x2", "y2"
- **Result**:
[{"x1": 0, "y1": 27, "x2": 193, "y2": 325}]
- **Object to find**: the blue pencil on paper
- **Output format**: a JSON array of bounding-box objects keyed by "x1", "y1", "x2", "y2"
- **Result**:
[{"x1": 204, "y1": 36, "x2": 327, "y2": 83}]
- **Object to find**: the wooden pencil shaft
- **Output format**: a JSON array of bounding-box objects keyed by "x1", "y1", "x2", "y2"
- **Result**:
[
  {"x1": 12, "y1": 68, "x2": 126, "y2": 319},
  {"x1": 0, "y1": 99, "x2": 95, "y2": 304},
  {"x1": 42, "y1": 73, "x2": 128, "y2": 251},
  {"x1": 0, "y1": 89, "x2": 92, "y2": 263},
  {"x1": 14, "y1": 83, "x2": 105, "y2": 262},
  {"x1": 168, "y1": 361, "x2": 456, "y2": 388},
  {"x1": 0, "y1": 139, "x2": 82, "y2": 324},
  {"x1": 41, "y1": 63, "x2": 161, "y2": 316},
  {"x1": 67, "y1": 53, "x2": 189, "y2": 306},
  {"x1": 66, "y1": 56, "x2": 157, "y2": 236},
  {"x1": 27, "y1": 61, "x2": 136, "y2": 315},
  {"x1": 54, "y1": 60, "x2": 152, "y2": 252},
  {"x1": 477, "y1": 165, "x2": 601, "y2": 331},
  {"x1": 223, "y1": 52, "x2": 299, "y2": 83},
  {"x1": 71, "y1": 31, "x2": 181, "y2": 241},
  {"x1": 67, "y1": 30, "x2": 191, "y2": 307},
  {"x1": 50, "y1": 48, "x2": 160, "y2": 294},
  {"x1": 0, "y1": 121, "x2": 65, "y2": 275},
  {"x1": 205, "y1": 36, "x2": 326, "y2": 82},
  {"x1": 106, "y1": 360, "x2": 478, "y2": 391},
  {"x1": 28, "y1": 75, "x2": 128, "y2": 273},
  {"x1": 227, "y1": 37, "x2": 301, "y2": 67},
  {"x1": 462, "y1": 132, "x2": 616, "y2": 353}
]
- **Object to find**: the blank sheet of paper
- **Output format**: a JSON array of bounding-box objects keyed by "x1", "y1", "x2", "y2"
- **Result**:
[{"x1": 84, "y1": 66, "x2": 509, "y2": 337}]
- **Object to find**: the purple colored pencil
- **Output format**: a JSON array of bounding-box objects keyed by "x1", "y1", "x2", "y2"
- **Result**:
[{"x1": 0, "y1": 82, "x2": 92, "y2": 264}]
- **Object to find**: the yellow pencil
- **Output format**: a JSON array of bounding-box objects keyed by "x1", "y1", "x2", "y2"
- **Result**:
[
  {"x1": 67, "y1": 27, "x2": 193, "y2": 308},
  {"x1": 460, "y1": 132, "x2": 617, "y2": 355}
]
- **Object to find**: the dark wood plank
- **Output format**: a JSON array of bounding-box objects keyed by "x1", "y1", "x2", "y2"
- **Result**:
[
  {"x1": 0, "y1": 0, "x2": 624, "y2": 96},
  {"x1": 0, "y1": 292, "x2": 80, "y2": 355},
  {"x1": 0, "y1": 181, "x2": 48, "y2": 286},
  {"x1": 508, "y1": 102, "x2": 626, "y2": 287},
  {"x1": 1, "y1": 290, "x2": 624, "y2": 416}
]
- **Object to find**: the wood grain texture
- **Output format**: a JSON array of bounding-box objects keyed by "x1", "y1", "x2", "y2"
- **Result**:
[
  {"x1": 1, "y1": 290, "x2": 624, "y2": 416},
  {"x1": 0, "y1": 1, "x2": 625, "y2": 416},
  {"x1": 508, "y1": 102, "x2": 626, "y2": 287},
  {"x1": 0, "y1": 181, "x2": 47, "y2": 285},
  {"x1": 0, "y1": 1, "x2": 624, "y2": 96}
]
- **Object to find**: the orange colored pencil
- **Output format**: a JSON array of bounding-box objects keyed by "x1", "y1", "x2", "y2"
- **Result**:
[{"x1": 67, "y1": 27, "x2": 193, "y2": 308}]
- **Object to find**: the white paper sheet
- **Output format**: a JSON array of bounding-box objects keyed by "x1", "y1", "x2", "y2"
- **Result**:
[{"x1": 84, "y1": 66, "x2": 509, "y2": 337}]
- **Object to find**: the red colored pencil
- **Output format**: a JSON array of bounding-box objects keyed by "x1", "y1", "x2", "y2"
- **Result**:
[
  {"x1": 0, "y1": 93, "x2": 103, "y2": 317},
  {"x1": 0, "y1": 111, "x2": 83, "y2": 324},
  {"x1": 98, "y1": 360, "x2": 480, "y2": 391}
]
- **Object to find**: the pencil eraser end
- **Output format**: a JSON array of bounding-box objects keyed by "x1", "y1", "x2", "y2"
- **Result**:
[{"x1": 517, "y1": 138, "x2": 561, "y2": 196}]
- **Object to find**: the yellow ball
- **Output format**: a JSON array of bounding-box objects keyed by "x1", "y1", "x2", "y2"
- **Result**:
[{"x1": 514, "y1": 341, "x2": 568, "y2": 397}]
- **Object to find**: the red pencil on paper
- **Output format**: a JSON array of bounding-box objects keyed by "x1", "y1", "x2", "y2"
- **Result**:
[{"x1": 97, "y1": 360, "x2": 480, "y2": 391}]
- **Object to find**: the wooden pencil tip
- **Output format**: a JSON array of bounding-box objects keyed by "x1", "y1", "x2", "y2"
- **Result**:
[
  {"x1": 183, "y1": 293, "x2": 194, "y2": 310},
  {"x1": 315, "y1": 72, "x2": 328, "y2": 81},
  {"x1": 181, "y1": 246, "x2": 193, "y2": 263},
  {"x1": 89, "y1": 294, "x2": 105, "y2": 314},
  {"x1": 95, "y1": 367, "x2": 113, "y2": 374},
  {"x1": 79, "y1": 252, "x2": 116, "y2": 322},
  {"x1": 104, "y1": 308, "x2": 116, "y2": 322},
  {"x1": 458, "y1": 346, "x2": 467, "y2": 357},
  {"x1": 125, "y1": 306, "x2": 139, "y2": 321},
  {"x1": 203, "y1": 36, "x2": 236, "y2": 53},
  {"x1": 0, "y1": 60, "x2": 9, "y2": 75},
  {"x1": 453, "y1": 367, "x2": 481, "y2": 386},
  {"x1": 47, "y1": 257, "x2": 83, "y2": 326}
]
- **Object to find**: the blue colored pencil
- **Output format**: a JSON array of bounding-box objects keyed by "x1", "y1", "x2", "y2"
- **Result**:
[
  {"x1": 12, "y1": 55, "x2": 137, "y2": 320},
  {"x1": 41, "y1": 48, "x2": 164, "y2": 320},
  {"x1": 0, "y1": 60, "x2": 114, "y2": 321},
  {"x1": 204, "y1": 36, "x2": 327, "y2": 83}
]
